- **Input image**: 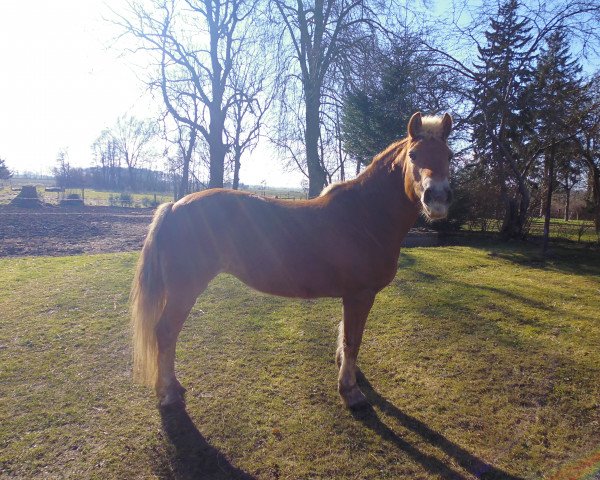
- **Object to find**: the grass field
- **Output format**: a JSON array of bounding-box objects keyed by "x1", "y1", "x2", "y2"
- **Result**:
[{"x1": 1, "y1": 244, "x2": 599, "y2": 479}]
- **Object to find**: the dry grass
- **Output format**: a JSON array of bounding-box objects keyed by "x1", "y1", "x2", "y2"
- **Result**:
[{"x1": 1, "y1": 244, "x2": 599, "y2": 479}]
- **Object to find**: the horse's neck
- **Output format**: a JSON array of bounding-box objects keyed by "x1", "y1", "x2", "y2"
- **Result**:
[{"x1": 355, "y1": 154, "x2": 420, "y2": 234}]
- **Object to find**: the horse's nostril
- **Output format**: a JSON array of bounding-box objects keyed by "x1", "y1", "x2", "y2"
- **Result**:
[{"x1": 423, "y1": 188, "x2": 433, "y2": 204}]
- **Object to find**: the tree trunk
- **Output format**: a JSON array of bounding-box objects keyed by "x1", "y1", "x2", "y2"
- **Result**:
[
  {"x1": 207, "y1": 109, "x2": 226, "y2": 189},
  {"x1": 305, "y1": 87, "x2": 326, "y2": 198},
  {"x1": 584, "y1": 163, "x2": 600, "y2": 234},
  {"x1": 207, "y1": 98, "x2": 226, "y2": 188},
  {"x1": 581, "y1": 143, "x2": 600, "y2": 234},
  {"x1": 497, "y1": 152, "x2": 516, "y2": 238},
  {"x1": 517, "y1": 185, "x2": 530, "y2": 238},
  {"x1": 208, "y1": 141, "x2": 226, "y2": 188},
  {"x1": 500, "y1": 177, "x2": 529, "y2": 239},
  {"x1": 493, "y1": 133, "x2": 530, "y2": 240},
  {"x1": 178, "y1": 129, "x2": 196, "y2": 200},
  {"x1": 232, "y1": 149, "x2": 241, "y2": 190},
  {"x1": 592, "y1": 171, "x2": 600, "y2": 234},
  {"x1": 501, "y1": 198, "x2": 520, "y2": 239},
  {"x1": 180, "y1": 159, "x2": 190, "y2": 199},
  {"x1": 564, "y1": 188, "x2": 570, "y2": 221},
  {"x1": 539, "y1": 160, "x2": 548, "y2": 217},
  {"x1": 127, "y1": 166, "x2": 136, "y2": 191},
  {"x1": 542, "y1": 142, "x2": 556, "y2": 258}
]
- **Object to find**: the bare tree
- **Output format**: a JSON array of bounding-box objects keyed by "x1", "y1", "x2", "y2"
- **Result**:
[
  {"x1": 53, "y1": 149, "x2": 73, "y2": 188},
  {"x1": 112, "y1": 115, "x2": 158, "y2": 189},
  {"x1": 271, "y1": 0, "x2": 388, "y2": 197},
  {"x1": 226, "y1": 31, "x2": 273, "y2": 190},
  {"x1": 115, "y1": 0, "x2": 268, "y2": 189},
  {"x1": 156, "y1": 82, "x2": 201, "y2": 199},
  {"x1": 162, "y1": 119, "x2": 199, "y2": 199},
  {"x1": 92, "y1": 129, "x2": 122, "y2": 189}
]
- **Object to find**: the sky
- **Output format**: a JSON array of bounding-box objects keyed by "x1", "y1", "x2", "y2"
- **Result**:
[{"x1": 0, "y1": 0, "x2": 304, "y2": 187}]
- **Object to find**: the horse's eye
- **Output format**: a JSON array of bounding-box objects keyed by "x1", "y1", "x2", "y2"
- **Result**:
[{"x1": 409, "y1": 151, "x2": 416, "y2": 160}]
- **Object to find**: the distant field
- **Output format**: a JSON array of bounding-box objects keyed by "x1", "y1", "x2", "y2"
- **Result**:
[
  {"x1": 1, "y1": 243, "x2": 599, "y2": 479},
  {"x1": 0, "y1": 185, "x2": 171, "y2": 207},
  {"x1": 0, "y1": 184, "x2": 305, "y2": 207}
]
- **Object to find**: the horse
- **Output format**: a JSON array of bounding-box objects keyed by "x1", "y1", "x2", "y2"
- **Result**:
[{"x1": 131, "y1": 112, "x2": 454, "y2": 409}]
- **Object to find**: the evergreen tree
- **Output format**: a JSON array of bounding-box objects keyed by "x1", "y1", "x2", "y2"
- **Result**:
[
  {"x1": 534, "y1": 28, "x2": 584, "y2": 144},
  {"x1": 471, "y1": 0, "x2": 535, "y2": 238},
  {"x1": 342, "y1": 36, "x2": 456, "y2": 169},
  {"x1": 342, "y1": 43, "x2": 419, "y2": 168},
  {"x1": 577, "y1": 75, "x2": 600, "y2": 233},
  {"x1": 473, "y1": 0, "x2": 534, "y2": 151},
  {"x1": 534, "y1": 28, "x2": 586, "y2": 223}
]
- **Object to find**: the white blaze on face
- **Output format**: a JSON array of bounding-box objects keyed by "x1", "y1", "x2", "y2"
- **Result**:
[{"x1": 421, "y1": 177, "x2": 450, "y2": 220}]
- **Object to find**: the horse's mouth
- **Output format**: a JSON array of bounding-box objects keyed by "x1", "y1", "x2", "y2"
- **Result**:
[{"x1": 422, "y1": 202, "x2": 449, "y2": 221}]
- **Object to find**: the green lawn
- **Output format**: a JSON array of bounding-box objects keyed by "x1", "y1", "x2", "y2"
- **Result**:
[
  {"x1": 528, "y1": 218, "x2": 599, "y2": 244},
  {"x1": 464, "y1": 217, "x2": 599, "y2": 244},
  {"x1": 1, "y1": 245, "x2": 599, "y2": 479}
]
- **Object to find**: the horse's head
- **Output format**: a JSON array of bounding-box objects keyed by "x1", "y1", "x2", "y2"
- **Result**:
[{"x1": 404, "y1": 112, "x2": 453, "y2": 220}]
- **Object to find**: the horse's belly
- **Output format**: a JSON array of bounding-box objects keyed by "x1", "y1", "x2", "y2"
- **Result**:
[
  {"x1": 226, "y1": 250, "x2": 396, "y2": 299},
  {"x1": 226, "y1": 253, "x2": 345, "y2": 298}
]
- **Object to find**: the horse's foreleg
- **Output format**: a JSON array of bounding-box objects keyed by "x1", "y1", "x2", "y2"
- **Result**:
[{"x1": 337, "y1": 290, "x2": 375, "y2": 408}]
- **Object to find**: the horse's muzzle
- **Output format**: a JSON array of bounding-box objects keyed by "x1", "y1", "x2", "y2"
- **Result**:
[{"x1": 422, "y1": 186, "x2": 452, "y2": 220}]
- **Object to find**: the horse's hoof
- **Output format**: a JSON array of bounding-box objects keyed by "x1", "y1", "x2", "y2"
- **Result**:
[
  {"x1": 158, "y1": 385, "x2": 186, "y2": 408},
  {"x1": 159, "y1": 392, "x2": 185, "y2": 408},
  {"x1": 339, "y1": 385, "x2": 369, "y2": 409}
]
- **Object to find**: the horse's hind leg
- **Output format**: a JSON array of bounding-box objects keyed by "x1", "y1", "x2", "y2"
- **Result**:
[
  {"x1": 337, "y1": 290, "x2": 375, "y2": 409},
  {"x1": 155, "y1": 281, "x2": 208, "y2": 407}
]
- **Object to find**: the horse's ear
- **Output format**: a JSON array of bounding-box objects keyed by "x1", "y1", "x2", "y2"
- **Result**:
[
  {"x1": 408, "y1": 112, "x2": 422, "y2": 139},
  {"x1": 441, "y1": 113, "x2": 453, "y2": 140}
]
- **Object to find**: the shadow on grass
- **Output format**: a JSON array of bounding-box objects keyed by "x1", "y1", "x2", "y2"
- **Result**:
[
  {"x1": 354, "y1": 372, "x2": 524, "y2": 480},
  {"x1": 154, "y1": 403, "x2": 256, "y2": 480}
]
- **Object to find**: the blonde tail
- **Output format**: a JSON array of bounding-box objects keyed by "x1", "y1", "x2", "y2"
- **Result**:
[{"x1": 130, "y1": 202, "x2": 173, "y2": 386}]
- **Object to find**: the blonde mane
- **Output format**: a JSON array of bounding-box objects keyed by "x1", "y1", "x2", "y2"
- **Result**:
[{"x1": 419, "y1": 116, "x2": 448, "y2": 139}]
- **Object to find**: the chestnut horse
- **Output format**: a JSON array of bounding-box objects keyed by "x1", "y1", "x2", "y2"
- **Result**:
[{"x1": 131, "y1": 112, "x2": 453, "y2": 408}]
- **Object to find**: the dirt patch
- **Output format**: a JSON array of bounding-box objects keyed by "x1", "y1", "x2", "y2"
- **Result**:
[
  {"x1": 0, "y1": 204, "x2": 440, "y2": 258},
  {"x1": 0, "y1": 205, "x2": 153, "y2": 257}
]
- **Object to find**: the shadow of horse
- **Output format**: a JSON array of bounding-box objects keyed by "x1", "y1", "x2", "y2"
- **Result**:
[
  {"x1": 354, "y1": 372, "x2": 524, "y2": 480},
  {"x1": 153, "y1": 404, "x2": 256, "y2": 480},
  {"x1": 152, "y1": 377, "x2": 524, "y2": 480}
]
